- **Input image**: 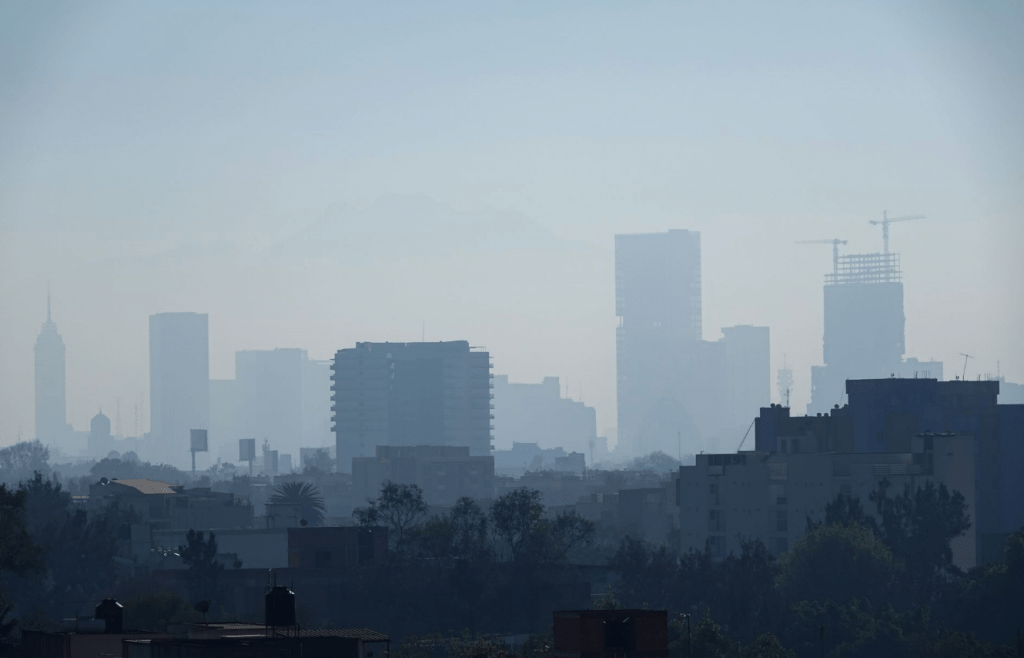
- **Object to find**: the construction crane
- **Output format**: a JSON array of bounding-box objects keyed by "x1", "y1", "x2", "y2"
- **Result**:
[
  {"x1": 959, "y1": 353, "x2": 974, "y2": 381},
  {"x1": 796, "y1": 238, "x2": 847, "y2": 276},
  {"x1": 869, "y1": 211, "x2": 925, "y2": 256}
]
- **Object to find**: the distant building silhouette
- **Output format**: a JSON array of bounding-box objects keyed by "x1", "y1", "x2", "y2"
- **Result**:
[
  {"x1": 331, "y1": 341, "x2": 492, "y2": 470},
  {"x1": 808, "y1": 252, "x2": 942, "y2": 413},
  {"x1": 34, "y1": 292, "x2": 70, "y2": 446},
  {"x1": 88, "y1": 409, "x2": 112, "y2": 457},
  {"x1": 492, "y1": 375, "x2": 597, "y2": 457},
  {"x1": 492, "y1": 441, "x2": 587, "y2": 477},
  {"x1": 615, "y1": 230, "x2": 702, "y2": 456},
  {"x1": 615, "y1": 231, "x2": 770, "y2": 456},
  {"x1": 149, "y1": 312, "x2": 209, "y2": 466}
]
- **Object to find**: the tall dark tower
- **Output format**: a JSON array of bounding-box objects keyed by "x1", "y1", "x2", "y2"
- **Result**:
[{"x1": 34, "y1": 291, "x2": 69, "y2": 446}]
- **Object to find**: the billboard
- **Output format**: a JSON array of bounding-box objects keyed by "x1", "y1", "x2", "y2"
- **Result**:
[
  {"x1": 239, "y1": 438, "x2": 256, "y2": 462},
  {"x1": 189, "y1": 429, "x2": 208, "y2": 453}
]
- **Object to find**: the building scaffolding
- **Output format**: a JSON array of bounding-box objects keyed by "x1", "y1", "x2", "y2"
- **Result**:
[{"x1": 826, "y1": 252, "x2": 901, "y2": 286}]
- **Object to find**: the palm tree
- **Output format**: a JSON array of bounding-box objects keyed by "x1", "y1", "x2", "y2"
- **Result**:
[{"x1": 268, "y1": 481, "x2": 326, "y2": 527}]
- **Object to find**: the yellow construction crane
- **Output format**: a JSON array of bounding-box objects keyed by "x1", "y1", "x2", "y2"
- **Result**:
[
  {"x1": 796, "y1": 238, "x2": 847, "y2": 276},
  {"x1": 869, "y1": 211, "x2": 925, "y2": 256}
]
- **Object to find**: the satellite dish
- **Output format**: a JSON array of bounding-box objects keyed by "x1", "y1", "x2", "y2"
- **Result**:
[
  {"x1": 99, "y1": 477, "x2": 109, "y2": 485},
  {"x1": 300, "y1": 519, "x2": 308, "y2": 527}
]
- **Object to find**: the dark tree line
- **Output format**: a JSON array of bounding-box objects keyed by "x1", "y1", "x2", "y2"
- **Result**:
[
  {"x1": 606, "y1": 479, "x2": 1022, "y2": 658},
  {"x1": 0, "y1": 473, "x2": 140, "y2": 636}
]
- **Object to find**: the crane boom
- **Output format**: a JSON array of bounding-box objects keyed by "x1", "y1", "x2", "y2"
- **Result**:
[{"x1": 869, "y1": 211, "x2": 925, "y2": 255}]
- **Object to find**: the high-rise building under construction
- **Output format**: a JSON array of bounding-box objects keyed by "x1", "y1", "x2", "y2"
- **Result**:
[{"x1": 809, "y1": 252, "x2": 942, "y2": 414}]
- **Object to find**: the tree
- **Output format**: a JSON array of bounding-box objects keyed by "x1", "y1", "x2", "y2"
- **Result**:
[
  {"x1": 178, "y1": 530, "x2": 224, "y2": 605},
  {"x1": 268, "y1": 481, "x2": 327, "y2": 527},
  {"x1": 777, "y1": 522, "x2": 897, "y2": 603},
  {"x1": 691, "y1": 610, "x2": 736, "y2": 658},
  {"x1": 2, "y1": 473, "x2": 143, "y2": 626},
  {"x1": 0, "y1": 441, "x2": 50, "y2": 487},
  {"x1": 490, "y1": 488, "x2": 545, "y2": 562},
  {"x1": 0, "y1": 483, "x2": 45, "y2": 639},
  {"x1": 608, "y1": 536, "x2": 678, "y2": 608},
  {"x1": 123, "y1": 592, "x2": 202, "y2": 631},
  {"x1": 737, "y1": 633, "x2": 794, "y2": 658},
  {"x1": 548, "y1": 510, "x2": 595, "y2": 558},
  {"x1": 806, "y1": 492, "x2": 872, "y2": 531},
  {"x1": 302, "y1": 449, "x2": 334, "y2": 475},
  {"x1": 625, "y1": 451, "x2": 682, "y2": 474},
  {"x1": 449, "y1": 497, "x2": 490, "y2": 561},
  {"x1": 870, "y1": 479, "x2": 970, "y2": 602},
  {"x1": 355, "y1": 481, "x2": 428, "y2": 552}
]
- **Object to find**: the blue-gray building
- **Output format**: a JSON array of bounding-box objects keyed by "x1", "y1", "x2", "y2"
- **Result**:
[{"x1": 755, "y1": 377, "x2": 1024, "y2": 564}]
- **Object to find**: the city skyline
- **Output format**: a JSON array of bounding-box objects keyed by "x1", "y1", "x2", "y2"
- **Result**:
[{"x1": 2, "y1": 1, "x2": 1023, "y2": 446}]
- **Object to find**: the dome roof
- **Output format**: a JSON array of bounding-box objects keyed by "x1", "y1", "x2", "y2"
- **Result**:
[{"x1": 91, "y1": 410, "x2": 111, "y2": 436}]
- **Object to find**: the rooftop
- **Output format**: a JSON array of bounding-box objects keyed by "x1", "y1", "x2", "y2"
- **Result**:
[{"x1": 105, "y1": 479, "x2": 180, "y2": 495}]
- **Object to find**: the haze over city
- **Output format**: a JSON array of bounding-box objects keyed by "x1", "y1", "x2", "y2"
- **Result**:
[
  {"x1": 1, "y1": 4, "x2": 1023, "y2": 656},
  {"x1": 2, "y1": 1, "x2": 1022, "y2": 444}
]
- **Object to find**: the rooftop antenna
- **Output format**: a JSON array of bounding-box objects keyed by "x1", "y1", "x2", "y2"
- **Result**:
[
  {"x1": 796, "y1": 239, "x2": 848, "y2": 276},
  {"x1": 869, "y1": 211, "x2": 925, "y2": 256},
  {"x1": 47, "y1": 280, "x2": 52, "y2": 322},
  {"x1": 959, "y1": 353, "x2": 974, "y2": 381}
]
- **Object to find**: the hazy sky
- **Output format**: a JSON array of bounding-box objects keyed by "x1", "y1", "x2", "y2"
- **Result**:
[{"x1": 2, "y1": 1, "x2": 1022, "y2": 449}]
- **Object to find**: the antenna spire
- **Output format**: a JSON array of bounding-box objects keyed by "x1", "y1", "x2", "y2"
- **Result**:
[{"x1": 47, "y1": 281, "x2": 52, "y2": 322}]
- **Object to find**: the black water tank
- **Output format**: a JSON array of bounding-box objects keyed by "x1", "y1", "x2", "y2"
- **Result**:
[
  {"x1": 265, "y1": 586, "x2": 296, "y2": 627},
  {"x1": 95, "y1": 598, "x2": 123, "y2": 633}
]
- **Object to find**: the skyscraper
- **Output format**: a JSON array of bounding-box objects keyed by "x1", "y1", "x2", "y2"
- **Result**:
[
  {"x1": 809, "y1": 253, "x2": 908, "y2": 413},
  {"x1": 615, "y1": 230, "x2": 703, "y2": 455},
  {"x1": 34, "y1": 294, "x2": 69, "y2": 446},
  {"x1": 331, "y1": 341, "x2": 492, "y2": 471},
  {"x1": 149, "y1": 312, "x2": 209, "y2": 466}
]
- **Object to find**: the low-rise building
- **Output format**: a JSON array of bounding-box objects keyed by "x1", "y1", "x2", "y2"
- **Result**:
[
  {"x1": 88, "y1": 479, "x2": 253, "y2": 530},
  {"x1": 287, "y1": 526, "x2": 388, "y2": 569},
  {"x1": 754, "y1": 378, "x2": 1024, "y2": 563},
  {"x1": 677, "y1": 432, "x2": 976, "y2": 568}
]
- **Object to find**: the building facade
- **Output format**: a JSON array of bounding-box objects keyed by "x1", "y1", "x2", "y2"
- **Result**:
[
  {"x1": 755, "y1": 377, "x2": 1024, "y2": 564},
  {"x1": 332, "y1": 341, "x2": 492, "y2": 469},
  {"x1": 677, "y1": 432, "x2": 977, "y2": 568},
  {"x1": 149, "y1": 312, "x2": 209, "y2": 467}
]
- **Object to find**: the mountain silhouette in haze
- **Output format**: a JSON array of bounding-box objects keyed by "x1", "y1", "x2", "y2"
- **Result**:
[{"x1": 265, "y1": 194, "x2": 583, "y2": 265}]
